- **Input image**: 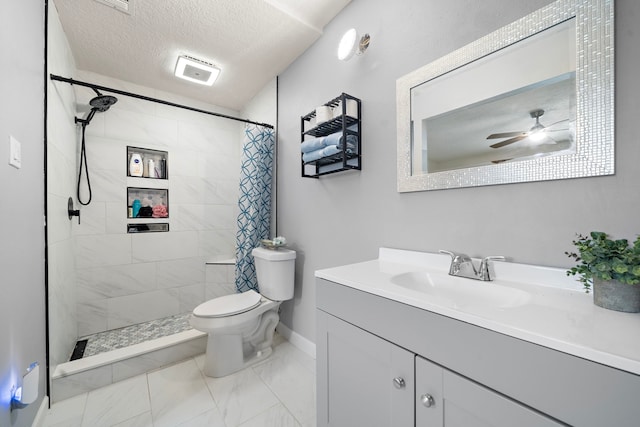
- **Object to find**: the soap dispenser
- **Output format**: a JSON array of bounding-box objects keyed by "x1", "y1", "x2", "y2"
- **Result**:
[{"x1": 129, "y1": 153, "x2": 143, "y2": 177}]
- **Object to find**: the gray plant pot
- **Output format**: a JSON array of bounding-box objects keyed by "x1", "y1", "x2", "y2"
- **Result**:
[{"x1": 593, "y1": 278, "x2": 640, "y2": 313}]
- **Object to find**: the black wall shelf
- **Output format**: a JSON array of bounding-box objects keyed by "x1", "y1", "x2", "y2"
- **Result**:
[{"x1": 301, "y1": 93, "x2": 361, "y2": 178}]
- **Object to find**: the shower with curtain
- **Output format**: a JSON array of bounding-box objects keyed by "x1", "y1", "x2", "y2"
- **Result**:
[
  {"x1": 46, "y1": 74, "x2": 276, "y2": 401},
  {"x1": 235, "y1": 124, "x2": 276, "y2": 293}
]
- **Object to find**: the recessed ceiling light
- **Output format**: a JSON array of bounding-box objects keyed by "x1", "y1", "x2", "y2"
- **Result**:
[{"x1": 174, "y1": 56, "x2": 221, "y2": 86}]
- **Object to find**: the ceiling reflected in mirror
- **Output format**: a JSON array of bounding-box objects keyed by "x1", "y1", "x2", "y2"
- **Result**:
[
  {"x1": 396, "y1": 0, "x2": 614, "y2": 192},
  {"x1": 419, "y1": 72, "x2": 576, "y2": 173}
]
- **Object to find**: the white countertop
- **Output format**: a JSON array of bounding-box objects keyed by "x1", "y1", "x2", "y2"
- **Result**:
[{"x1": 315, "y1": 248, "x2": 640, "y2": 376}]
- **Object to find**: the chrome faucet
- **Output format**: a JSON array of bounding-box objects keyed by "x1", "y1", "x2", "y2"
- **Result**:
[{"x1": 439, "y1": 250, "x2": 505, "y2": 281}]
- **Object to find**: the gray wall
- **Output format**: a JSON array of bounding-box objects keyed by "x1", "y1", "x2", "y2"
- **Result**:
[
  {"x1": 277, "y1": 0, "x2": 639, "y2": 342},
  {"x1": 0, "y1": 0, "x2": 46, "y2": 425}
]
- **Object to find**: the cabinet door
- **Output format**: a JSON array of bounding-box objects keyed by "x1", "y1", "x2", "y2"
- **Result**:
[
  {"x1": 416, "y1": 356, "x2": 562, "y2": 427},
  {"x1": 317, "y1": 311, "x2": 414, "y2": 427},
  {"x1": 415, "y1": 355, "x2": 444, "y2": 426}
]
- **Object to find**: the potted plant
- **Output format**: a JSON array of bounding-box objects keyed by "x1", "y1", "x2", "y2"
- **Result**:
[{"x1": 566, "y1": 231, "x2": 640, "y2": 312}]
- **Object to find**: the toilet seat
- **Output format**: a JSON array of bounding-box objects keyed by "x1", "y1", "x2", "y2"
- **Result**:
[{"x1": 193, "y1": 290, "x2": 262, "y2": 318}]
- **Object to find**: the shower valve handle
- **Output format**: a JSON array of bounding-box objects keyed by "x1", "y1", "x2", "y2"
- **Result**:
[{"x1": 67, "y1": 197, "x2": 81, "y2": 224}]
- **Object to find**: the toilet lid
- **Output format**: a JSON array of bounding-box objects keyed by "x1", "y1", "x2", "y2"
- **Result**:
[{"x1": 193, "y1": 290, "x2": 262, "y2": 318}]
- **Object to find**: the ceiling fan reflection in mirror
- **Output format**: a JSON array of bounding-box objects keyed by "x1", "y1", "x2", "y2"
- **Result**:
[{"x1": 487, "y1": 109, "x2": 569, "y2": 149}]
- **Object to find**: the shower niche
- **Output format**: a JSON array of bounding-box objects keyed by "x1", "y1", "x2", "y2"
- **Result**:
[
  {"x1": 127, "y1": 146, "x2": 170, "y2": 233},
  {"x1": 127, "y1": 187, "x2": 169, "y2": 215},
  {"x1": 127, "y1": 146, "x2": 168, "y2": 179}
]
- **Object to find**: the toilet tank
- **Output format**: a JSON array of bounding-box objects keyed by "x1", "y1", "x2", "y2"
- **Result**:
[{"x1": 251, "y1": 247, "x2": 296, "y2": 301}]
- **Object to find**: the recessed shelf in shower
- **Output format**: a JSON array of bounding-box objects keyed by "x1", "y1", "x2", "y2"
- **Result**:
[
  {"x1": 127, "y1": 223, "x2": 169, "y2": 233},
  {"x1": 127, "y1": 146, "x2": 168, "y2": 179},
  {"x1": 127, "y1": 187, "x2": 169, "y2": 219}
]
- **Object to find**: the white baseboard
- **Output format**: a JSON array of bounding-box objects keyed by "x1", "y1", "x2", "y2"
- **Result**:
[
  {"x1": 276, "y1": 323, "x2": 316, "y2": 359},
  {"x1": 31, "y1": 396, "x2": 49, "y2": 427}
]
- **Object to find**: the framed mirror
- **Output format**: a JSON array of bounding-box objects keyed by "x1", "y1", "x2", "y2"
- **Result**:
[{"x1": 396, "y1": 0, "x2": 614, "y2": 192}]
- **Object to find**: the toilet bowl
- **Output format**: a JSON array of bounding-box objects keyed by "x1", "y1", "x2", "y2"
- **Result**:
[{"x1": 190, "y1": 247, "x2": 296, "y2": 377}]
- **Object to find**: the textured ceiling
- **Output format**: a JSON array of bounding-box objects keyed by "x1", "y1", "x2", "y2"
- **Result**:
[{"x1": 53, "y1": 0, "x2": 351, "y2": 111}]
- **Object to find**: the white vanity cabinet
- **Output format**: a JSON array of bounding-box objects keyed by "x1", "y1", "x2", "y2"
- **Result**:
[
  {"x1": 316, "y1": 277, "x2": 640, "y2": 426},
  {"x1": 317, "y1": 309, "x2": 561, "y2": 427}
]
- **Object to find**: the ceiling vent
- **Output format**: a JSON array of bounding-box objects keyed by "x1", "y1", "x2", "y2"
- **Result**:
[
  {"x1": 174, "y1": 56, "x2": 221, "y2": 86},
  {"x1": 94, "y1": 0, "x2": 132, "y2": 15}
]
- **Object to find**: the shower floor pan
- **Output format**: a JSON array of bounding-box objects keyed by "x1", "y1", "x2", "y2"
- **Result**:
[{"x1": 51, "y1": 313, "x2": 206, "y2": 402}]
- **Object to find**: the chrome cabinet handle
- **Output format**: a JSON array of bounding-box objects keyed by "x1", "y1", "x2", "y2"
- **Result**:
[
  {"x1": 393, "y1": 377, "x2": 406, "y2": 389},
  {"x1": 420, "y1": 393, "x2": 435, "y2": 408}
]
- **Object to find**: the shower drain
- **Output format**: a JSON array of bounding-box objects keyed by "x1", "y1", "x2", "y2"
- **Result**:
[{"x1": 70, "y1": 339, "x2": 88, "y2": 361}]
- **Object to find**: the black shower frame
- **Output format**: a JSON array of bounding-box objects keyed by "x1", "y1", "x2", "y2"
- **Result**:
[
  {"x1": 45, "y1": 35, "x2": 281, "y2": 407},
  {"x1": 49, "y1": 74, "x2": 274, "y2": 129}
]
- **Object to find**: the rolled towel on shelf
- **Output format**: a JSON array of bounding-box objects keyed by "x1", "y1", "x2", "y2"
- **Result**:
[
  {"x1": 302, "y1": 145, "x2": 354, "y2": 163},
  {"x1": 302, "y1": 145, "x2": 341, "y2": 163},
  {"x1": 337, "y1": 134, "x2": 357, "y2": 150},
  {"x1": 301, "y1": 136, "x2": 327, "y2": 153},
  {"x1": 301, "y1": 132, "x2": 358, "y2": 153},
  {"x1": 322, "y1": 132, "x2": 342, "y2": 147},
  {"x1": 315, "y1": 106, "x2": 332, "y2": 124}
]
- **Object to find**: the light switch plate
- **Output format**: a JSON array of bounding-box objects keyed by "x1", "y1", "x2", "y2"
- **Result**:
[{"x1": 9, "y1": 135, "x2": 21, "y2": 169}]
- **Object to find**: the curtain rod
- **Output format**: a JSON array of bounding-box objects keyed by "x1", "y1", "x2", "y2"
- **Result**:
[{"x1": 49, "y1": 74, "x2": 274, "y2": 129}]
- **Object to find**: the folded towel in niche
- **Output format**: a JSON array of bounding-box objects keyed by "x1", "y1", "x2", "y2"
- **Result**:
[
  {"x1": 137, "y1": 206, "x2": 153, "y2": 218},
  {"x1": 301, "y1": 132, "x2": 358, "y2": 153},
  {"x1": 303, "y1": 145, "x2": 354, "y2": 163}
]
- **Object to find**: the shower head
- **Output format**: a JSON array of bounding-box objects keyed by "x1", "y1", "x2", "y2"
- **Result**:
[
  {"x1": 89, "y1": 94, "x2": 118, "y2": 112},
  {"x1": 75, "y1": 89, "x2": 118, "y2": 126}
]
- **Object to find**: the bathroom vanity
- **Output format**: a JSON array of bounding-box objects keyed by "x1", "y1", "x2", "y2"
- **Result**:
[{"x1": 315, "y1": 249, "x2": 640, "y2": 426}]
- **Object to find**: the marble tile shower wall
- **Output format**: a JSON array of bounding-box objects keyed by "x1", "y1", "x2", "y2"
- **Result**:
[
  {"x1": 73, "y1": 71, "x2": 243, "y2": 337},
  {"x1": 205, "y1": 262, "x2": 237, "y2": 300},
  {"x1": 47, "y1": 4, "x2": 81, "y2": 371}
]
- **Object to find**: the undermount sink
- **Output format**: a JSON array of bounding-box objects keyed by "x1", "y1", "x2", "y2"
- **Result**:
[{"x1": 390, "y1": 271, "x2": 531, "y2": 309}]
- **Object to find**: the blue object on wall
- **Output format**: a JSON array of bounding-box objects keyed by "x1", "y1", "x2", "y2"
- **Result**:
[{"x1": 235, "y1": 124, "x2": 275, "y2": 293}]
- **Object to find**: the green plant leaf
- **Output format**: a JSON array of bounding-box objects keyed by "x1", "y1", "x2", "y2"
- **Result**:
[
  {"x1": 567, "y1": 231, "x2": 640, "y2": 287},
  {"x1": 612, "y1": 260, "x2": 629, "y2": 274},
  {"x1": 581, "y1": 252, "x2": 596, "y2": 264}
]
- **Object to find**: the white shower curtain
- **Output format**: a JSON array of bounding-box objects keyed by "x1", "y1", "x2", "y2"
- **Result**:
[{"x1": 235, "y1": 124, "x2": 275, "y2": 293}]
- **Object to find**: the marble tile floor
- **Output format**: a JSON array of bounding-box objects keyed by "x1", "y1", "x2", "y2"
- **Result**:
[
  {"x1": 80, "y1": 313, "x2": 193, "y2": 358},
  {"x1": 45, "y1": 334, "x2": 316, "y2": 427}
]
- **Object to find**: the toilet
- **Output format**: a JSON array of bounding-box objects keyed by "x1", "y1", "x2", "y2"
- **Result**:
[{"x1": 190, "y1": 246, "x2": 296, "y2": 377}]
